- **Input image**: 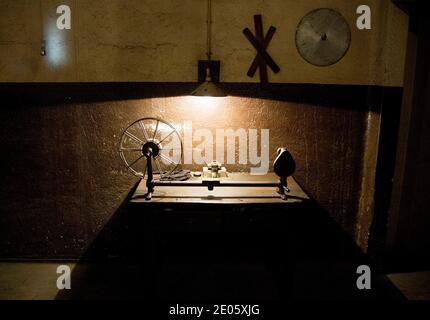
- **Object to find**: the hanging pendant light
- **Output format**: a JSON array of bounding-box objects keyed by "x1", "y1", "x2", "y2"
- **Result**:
[
  {"x1": 191, "y1": 0, "x2": 227, "y2": 97},
  {"x1": 190, "y1": 68, "x2": 226, "y2": 97}
]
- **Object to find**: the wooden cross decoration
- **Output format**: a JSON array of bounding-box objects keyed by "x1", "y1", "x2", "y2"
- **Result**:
[{"x1": 243, "y1": 15, "x2": 280, "y2": 84}]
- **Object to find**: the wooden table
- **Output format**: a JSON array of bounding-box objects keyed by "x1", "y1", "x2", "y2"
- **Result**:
[
  {"x1": 129, "y1": 173, "x2": 311, "y2": 299},
  {"x1": 130, "y1": 172, "x2": 309, "y2": 205}
]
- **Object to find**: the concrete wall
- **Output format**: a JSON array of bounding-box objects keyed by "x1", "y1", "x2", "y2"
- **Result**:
[
  {"x1": 0, "y1": 1, "x2": 407, "y2": 258},
  {"x1": 0, "y1": 0, "x2": 407, "y2": 85}
]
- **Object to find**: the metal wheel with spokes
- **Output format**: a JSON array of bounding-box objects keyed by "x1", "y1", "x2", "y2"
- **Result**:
[{"x1": 119, "y1": 117, "x2": 183, "y2": 179}]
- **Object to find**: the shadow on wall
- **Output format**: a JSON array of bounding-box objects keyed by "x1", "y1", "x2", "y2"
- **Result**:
[
  {"x1": 54, "y1": 181, "x2": 404, "y2": 300},
  {"x1": 54, "y1": 180, "x2": 142, "y2": 300},
  {"x1": 0, "y1": 83, "x2": 378, "y2": 259},
  {"x1": 1, "y1": 83, "x2": 379, "y2": 111}
]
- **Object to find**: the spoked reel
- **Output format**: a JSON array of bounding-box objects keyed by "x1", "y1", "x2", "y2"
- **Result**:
[
  {"x1": 119, "y1": 117, "x2": 295, "y2": 202},
  {"x1": 119, "y1": 117, "x2": 183, "y2": 179}
]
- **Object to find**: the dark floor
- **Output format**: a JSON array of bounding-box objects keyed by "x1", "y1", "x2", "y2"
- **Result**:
[
  {"x1": 3, "y1": 261, "x2": 426, "y2": 300},
  {"x1": 0, "y1": 201, "x2": 416, "y2": 300}
]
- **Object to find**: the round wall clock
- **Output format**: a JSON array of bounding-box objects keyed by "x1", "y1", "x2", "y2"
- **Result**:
[{"x1": 295, "y1": 8, "x2": 351, "y2": 67}]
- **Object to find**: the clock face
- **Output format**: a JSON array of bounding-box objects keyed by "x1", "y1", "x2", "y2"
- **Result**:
[{"x1": 295, "y1": 8, "x2": 351, "y2": 67}]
